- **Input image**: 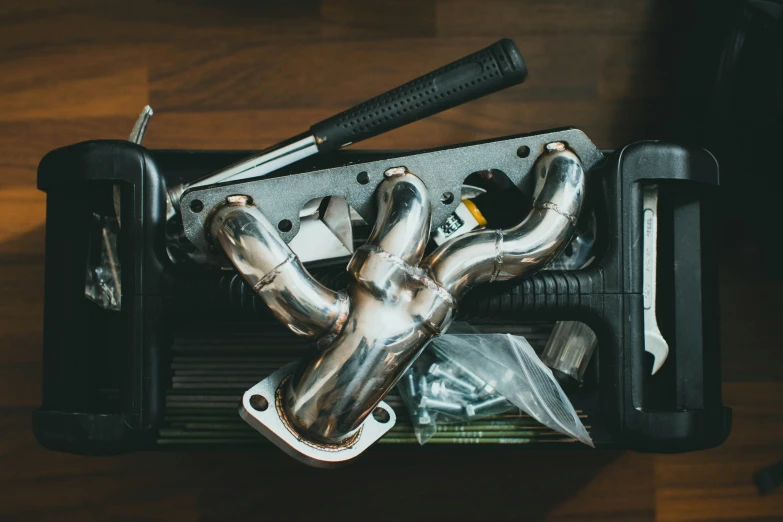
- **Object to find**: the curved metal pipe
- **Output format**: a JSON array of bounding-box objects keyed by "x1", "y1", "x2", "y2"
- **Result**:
[
  {"x1": 282, "y1": 169, "x2": 455, "y2": 443},
  {"x1": 225, "y1": 145, "x2": 586, "y2": 461},
  {"x1": 365, "y1": 166, "x2": 431, "y2": 264},
  {"x1": 422, "y1": 145, "x2": 585, "y2": 298},
  {"x1": 212, "y1": 200, "x2": 348, "y2": 339}
]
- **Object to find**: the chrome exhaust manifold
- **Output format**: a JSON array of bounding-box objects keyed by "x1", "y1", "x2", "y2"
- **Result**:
[{"x1": 210, "y1": 143, "x2": 586, "y2": 466}]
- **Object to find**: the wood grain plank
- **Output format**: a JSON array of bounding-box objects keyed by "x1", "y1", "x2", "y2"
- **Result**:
[
  {"x1": 596, "y1": 36, "x2": 681, "y2": 102},
  {"x1": 0, "y1": 0, "x2": 343, "y2": 51},
  {"x1": 548, "y1": 452, "x2": 656, "y2": 521},
  {"x1": 0, "y1": 187, "x2": 46, "y2": 256},
  {"x1": 321, "y1": 0, "x2": 437, "y2": 36},
  {"x1": 655, "y1": 382, "x2": 783, "y2": 522},
  {"x1": 0, "y1": 46, "x2": 147, "y2": 121},
  {"x1": 144, "y1": 109, "x2": 334, "y2": 150},
  {"x1": 0, "y1": 259, "x2": 44, "y2": 368},
  {"x1": 0, "y1": 365, "x2": 41, "y2": 407},
  {"x1": 719, "y1": 270, "x2": 783, "y2": 382},
  {"x1": 148, "y1": 37, "x2": 597, "y2": 112},
  {"x1": 0, "y1": 118, "x2": 136, "y2": 186},
  {"x1": 436, "y1": 0, "x2": 697, "y2": 36}
]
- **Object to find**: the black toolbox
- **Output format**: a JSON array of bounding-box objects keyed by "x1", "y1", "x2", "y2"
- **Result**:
[{"x1": 32, "y1": 135, "x2": 731, "y2": 454}]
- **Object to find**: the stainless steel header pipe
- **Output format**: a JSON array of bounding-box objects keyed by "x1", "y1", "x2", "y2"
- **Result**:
[
  {"x1": 211, "y1": 198, "x2": 349, "y2": 340},
  {"x1": 423, "y1": 142, "x2": 585, "y2": 298},
  {"x1": 283, "y1": 168, "x2": 456, "y2": 445},
  {"x1": 216, "y1": 144, "x2": 586, "y2": 466}
]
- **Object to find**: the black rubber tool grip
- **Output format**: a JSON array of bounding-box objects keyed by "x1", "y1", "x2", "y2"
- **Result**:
[{"x1": 310, "y1": 39, "x2": 527, "y2": 152}]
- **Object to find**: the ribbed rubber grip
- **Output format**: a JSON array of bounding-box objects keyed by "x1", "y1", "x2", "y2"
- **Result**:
[
  {"x1": 168, "y1": 269, "x2": 600, "y2": 321},
  {"x1": 310, "y1": 39, "x2": 527, "y2": 152},
  {"x1": 461, "y1": 270, "x2": 604, "y2": 320}
]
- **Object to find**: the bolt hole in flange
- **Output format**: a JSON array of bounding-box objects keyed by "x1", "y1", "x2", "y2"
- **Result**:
[
  {"x1": 250, "y1": 395, "x2": 269, "y2": 412},
  {"x1": 278, "y1": 219, "x2": 293, "y2": 232},
  {"x1": 190, "y1": 199, "x2": 204, "y2": 213},
  {"x1": 372, "y1": 407, "x2": 390, "y2": 424},
  {"x1": 516, "y1": 145, "x2": 530, "y2": 158},
  {"x1": 441, "y1": 191, "x2": 454, "y2": 205},
  {"x1": 356, "y1": 171, "x2": 370, "y2": 185}
]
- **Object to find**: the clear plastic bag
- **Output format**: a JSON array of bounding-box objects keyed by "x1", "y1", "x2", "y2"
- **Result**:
[
  {"x1": 398, "y1": 350, "x2": 516, "y2": 444},
  {"x1": 84, "y1": 211, "x2": 122, "y2": 311},
  {"x1": 398, "y1": 331, "x2": 593, "y2": 447}
]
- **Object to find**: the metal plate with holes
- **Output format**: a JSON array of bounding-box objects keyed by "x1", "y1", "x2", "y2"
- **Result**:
[
  {"x1": 239, "y1": 363, "x2": 396, "y2": 467},
  {"x1": 181, "y1": 128, "x2": 603, "y2": 263}
]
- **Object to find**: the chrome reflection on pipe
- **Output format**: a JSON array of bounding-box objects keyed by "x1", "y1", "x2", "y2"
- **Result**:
[
  {"x1": 212, "y1": 197, "x2": 348, "y2": 339},
  {"x1": 365, "y1": 166, "x2": 431, "y2": 264},
  {"x1": 422, "y1": 143, "x2": 585, "y2": 298},
  {"x1": 283, "y1": 168, "x2": 456, "y2": 444},
  {"x1": 224, "y1": 145, "x2": 586, "y2": 463}
]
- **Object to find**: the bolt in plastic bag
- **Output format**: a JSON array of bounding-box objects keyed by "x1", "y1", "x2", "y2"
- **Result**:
[
  {"x1": 398, "y1": 332, "x2": 593, "y2": 447},
  {"x1": 84, "y1": 211, "x2": 122, "y2": 311},
  {"x1": 398, "y1": 353, "x2": 516, "y2": 444}
]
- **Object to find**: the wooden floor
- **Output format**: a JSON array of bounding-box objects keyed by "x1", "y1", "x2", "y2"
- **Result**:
[{"x1": 1, "y1": 1, "x2": 782, "y2": 520}]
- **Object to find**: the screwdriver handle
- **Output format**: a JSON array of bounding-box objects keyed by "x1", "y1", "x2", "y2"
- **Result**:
[{"x1": 310, "y1": 39, "x2": 527, "y2": 152}]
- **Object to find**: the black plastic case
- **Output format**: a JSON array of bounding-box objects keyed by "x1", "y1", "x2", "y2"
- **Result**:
[{"x1": 33, "y1": 138, "x2": 731, "y2": 454}]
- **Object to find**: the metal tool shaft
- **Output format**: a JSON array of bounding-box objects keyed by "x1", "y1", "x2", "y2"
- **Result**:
[
  {"x1": 186, "y1": 39, "x2": 527, "y2": 191},
  {"x1": 189, "y1": 134, "x2": 317, "y2": 188}
]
